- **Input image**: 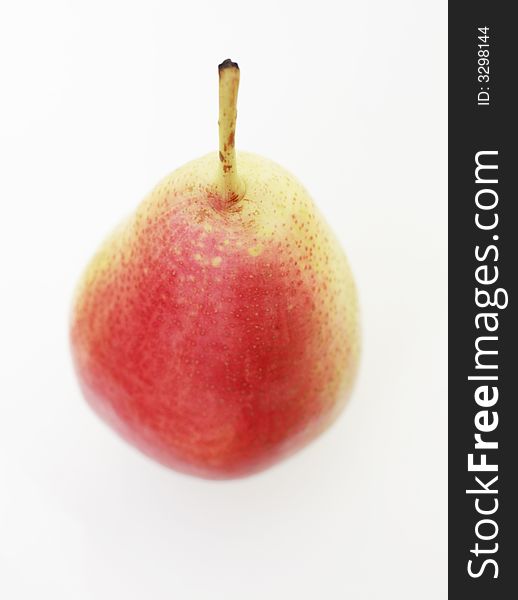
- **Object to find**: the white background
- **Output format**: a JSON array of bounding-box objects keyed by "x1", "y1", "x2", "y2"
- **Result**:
[{"x1": 0, "y1": 1, "x2": 447, "y2": 598}]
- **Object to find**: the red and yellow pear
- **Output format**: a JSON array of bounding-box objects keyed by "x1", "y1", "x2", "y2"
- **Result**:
[{"x1": 70, "y1": 60, "x2": 359, "y2": 479}]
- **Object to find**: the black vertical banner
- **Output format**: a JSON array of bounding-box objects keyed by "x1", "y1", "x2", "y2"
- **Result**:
[{"x1": 449, "y1": 3, "x2": 517, "y2": 598}]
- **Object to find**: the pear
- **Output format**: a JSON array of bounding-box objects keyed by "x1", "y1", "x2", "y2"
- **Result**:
[{"x1": 70, "y1": 60, "x2": 359, "y2": 479}]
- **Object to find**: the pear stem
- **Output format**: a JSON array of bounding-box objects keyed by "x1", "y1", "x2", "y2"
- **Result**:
[{"x1": 218, "y1": 59, "x2": 244, "y2": 205}]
